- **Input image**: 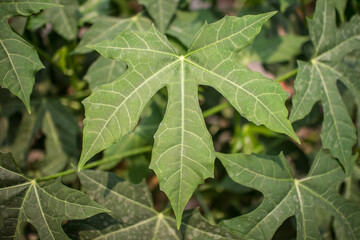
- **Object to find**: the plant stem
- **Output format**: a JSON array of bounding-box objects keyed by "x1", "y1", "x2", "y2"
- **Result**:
[
  {"x1": 274, "y1": 68, "x2": 298, "y2": 82},
  {"x1": 203, "y1": 102, "x2": 230, "y2": 118},
  {"x1": 36, "y1": 146, "x2": 152, "y2": 182}
]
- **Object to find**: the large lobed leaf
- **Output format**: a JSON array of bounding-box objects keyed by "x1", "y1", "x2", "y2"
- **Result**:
[
  {"x1": 218, "y1": 150, "x2": 360, "y2": 239},
  {"x1": 64, "y1": 169, "x2": 239, "y2": 239},
  {"x1": 290, "y1": 0, "x2": 360, "y2": 173},
  {"x1": 0, "y1": 152, "x2": 107, "y2": 240},
  {"x1": 0, "y1": 0, "x2": 61, "y2": 113},
  {"x1": 79, "y1": 12, "x2": 299, "y2": 227}
]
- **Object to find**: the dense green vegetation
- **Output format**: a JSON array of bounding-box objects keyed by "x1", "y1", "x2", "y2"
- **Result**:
[{"x1": 0, "y1": 0, "x2": 359, "y2": 239}]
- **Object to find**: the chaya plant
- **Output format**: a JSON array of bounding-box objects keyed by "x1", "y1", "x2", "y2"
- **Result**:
[
  {"x1": 78, "y1": 12, "x2": 300, "y2": 227},
  {"x1": 1, "y1": 0, "x2": 360, "y2": 239}
]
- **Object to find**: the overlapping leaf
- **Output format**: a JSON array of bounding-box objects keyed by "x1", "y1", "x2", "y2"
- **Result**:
[
  {"x1": 79, "y1": 0, "x2": 111, "y2": 25},
  {"x1": 167, "y1": 10, "x2": 217, "y2": 47},
  {"x1": 290, "y1": 0, "x2": 360, "y2": 173},
  {"x1": 79, "y1": 13, "x2": 299, "y2": 226},
  {"x1": 10, "y1": 99, "x2": 79, "y2": 174},
  {"x1": 139, "y1": 0, "x2": 180, "y2": 32},
  {"x1": 0, "y1": 0, "x2": 61, "y2": 112},
  {"x1": 84, "y1": 57, "x2": 127, "y2": 90},
  {"x1": 241, "y1": 34, "x2": 309, "y2": 64},
  {"x1": 0, "y1": 152, "x2": 107, "y2": 239},
  {"x1": 218, "y1": 150, "x2": 360, "y2": 239},
  {"x1": 74, "y1": 14, "x2": 152, "y2": 54},
  {"x1": 64, "y1": 169, "x2": 239, "y2": 239},
  {"x1": 41, "y1": 0, "x2": 78, "y2": 40},
  {"x1": 75, "y1": 14, "x2": 152, "y2": 88}
]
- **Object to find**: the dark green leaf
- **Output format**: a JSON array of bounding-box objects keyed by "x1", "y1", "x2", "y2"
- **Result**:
[
  {"x1": 290, "y1": 0, "x2": 360, "y2": 172},
  {"x1": 69, "y1": 169, "x2": 239, "y2": 239},
  {"x1": 218, "y1": 150, "x2": 360, "y2": 239},
  {"x1": 0, "y1": 152, "x2": 107, "y2": 240}
]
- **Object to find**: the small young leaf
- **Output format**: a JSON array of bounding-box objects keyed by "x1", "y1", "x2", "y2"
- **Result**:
[
  {"x1": 79, "y1": 12, "x2": 299, "y2": 226},
  {"x1": 69, "y1": 169, "x2": 238, "y2": 239},
  {"x1": 0, "y1": 152, "x2": 107, "y2": 239},
  {"x1": 217, "y1": 150, "x2": 360, "y2": 239},
  {"x1": 290, "y1": 0, "x2": 360, "y2": 173}
]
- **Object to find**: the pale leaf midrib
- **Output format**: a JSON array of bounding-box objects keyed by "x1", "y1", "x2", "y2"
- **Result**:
[
  {"x1": 289, "y1": 63, "x2": 316, "y2": 121},
  {"x1": 315, "y1": 64, "x2": 347, "y2": 162},
  {"x1": 36, "y1": 182, "x2": 105, "y2": 211},
  {"x1": 33, "y1": 184, "x2": 55, "y2": 239},
  {"x1": 314, "y1": 0, "x2": 328, "y2": 56},
  {"x1": 0, "y1": 39, "x2": 28, "y2": 108},
  {"x1": 294, "y1": 180, "x2": 306, "y2": 239},
  {"x1": 96, "y1": 46, "x2": 178, "y2": 58},
  {"x1": 178, "y1": 58, "x2": 185, "y2": 219}
]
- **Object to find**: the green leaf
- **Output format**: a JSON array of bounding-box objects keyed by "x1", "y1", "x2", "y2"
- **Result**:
[
  {"x1": 79, "y1": 12, "x2": 299, "y2": 227},
  {"x1": 98, "y1": 97, "x2": 163, "y2": 170},
  {"x1": 74, "y1": 14, "x2": 152, "y2": 54},
  {"x1": 11, "y1": 99, "x2": 79, "y2": 174},
  {"x1": 290, "y1": 0, "x2": 360, "y2": 173},
  {"x1": 217, "y1": 150, "x2": 360, "y2": 239},
  {"x1": 139, "y1": 0, "x2": 180, "y2": 32},
  {"x1": 41, "y1": 0, "x2": 78, "y2": 40},
  {"x1": 167, "y1": 10, "x2": 217, "y2": 47},
  {"x1": 240, "y1": 34, "x2": 309, "y2": 64},
  {"x1": 0, "y1": 152, "x2": 107, "y2": 239},
  {"x1": 84, "y1": 56, "x2": 127, "y2": 90},
  {"x1": 79, "y1": 0, "x2": 111, "y2": 25},
  {"x1": 0, "y1": 0, "x2": 60, "y2": 16},
  {"x1": 66, "y1": 169, "x2": 239, "y2": 239},
  {"x1": 0, "y1": 0, "x2": 61, "y2": 112}
]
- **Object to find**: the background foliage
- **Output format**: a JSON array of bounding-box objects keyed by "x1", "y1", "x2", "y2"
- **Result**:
[{"x1": 0, "y1": 0, "x2": 359, "y2": 239}]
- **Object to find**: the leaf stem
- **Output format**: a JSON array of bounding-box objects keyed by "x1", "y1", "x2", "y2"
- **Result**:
[
  {"x1": 274, "y1": 68, "x2": 298, "y2": 82},
  {"x1": 36, "y1": 146, "x2": 152, "y2": 182},
  {"x1": 203, "y1": 102, "x2": 230, "y2": 118}
]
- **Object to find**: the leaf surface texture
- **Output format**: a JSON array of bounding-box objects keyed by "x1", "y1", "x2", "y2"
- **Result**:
[
  {"x1": 0, "y1": 152, "x2": 107, "y2": 240},
  {"x1": 79, "y1": 13, "x2": 299, "y2": 226},
  {"x1": 290, "y1": 0, "x2": 360, "y2": 172},
  {"x1": 218, "y1": 150, "x2": 360, "y2": 239}
]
